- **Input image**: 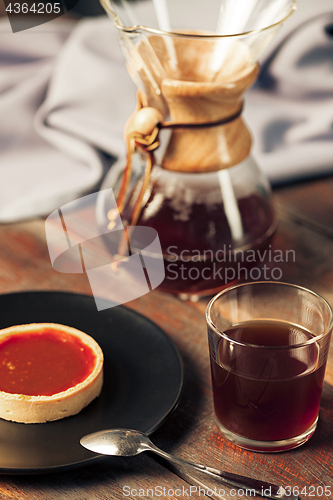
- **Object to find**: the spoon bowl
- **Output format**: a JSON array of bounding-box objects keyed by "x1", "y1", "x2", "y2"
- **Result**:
[{"x1": 81, "y1": 428, "x2": 151, "y2": 457}]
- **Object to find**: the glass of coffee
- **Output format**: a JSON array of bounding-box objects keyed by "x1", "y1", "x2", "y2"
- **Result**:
[{"x1": 206, "y1": 281, "x2": 333, "y2": 452}]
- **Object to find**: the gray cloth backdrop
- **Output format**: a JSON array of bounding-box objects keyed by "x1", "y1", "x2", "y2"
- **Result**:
[{"x1": 0, "y1": 0, "x2": 332, "y2": 222}]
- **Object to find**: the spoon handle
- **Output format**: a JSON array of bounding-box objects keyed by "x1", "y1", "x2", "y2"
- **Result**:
[{"x1": 148, "y1": 444, "x2": 298, "y2": 500}]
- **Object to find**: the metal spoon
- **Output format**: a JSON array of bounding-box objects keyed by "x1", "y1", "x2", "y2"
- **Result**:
[{"x1": 80, "y1": 429, "x2": 297, "y2": 500}]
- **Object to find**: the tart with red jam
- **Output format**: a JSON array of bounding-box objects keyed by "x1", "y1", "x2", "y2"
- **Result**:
[{"x1": 0, "y1": 323, "x2": 103, "y2": 423}]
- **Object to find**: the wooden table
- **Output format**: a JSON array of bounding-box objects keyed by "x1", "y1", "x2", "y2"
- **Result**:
[{"x1": 0, "y1": 175, "x2": 332, "y2": 500}]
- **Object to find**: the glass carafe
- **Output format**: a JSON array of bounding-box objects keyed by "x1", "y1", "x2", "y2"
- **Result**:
[{"x1": 99, "y1": 0, "x2": 296, "y2": 299}]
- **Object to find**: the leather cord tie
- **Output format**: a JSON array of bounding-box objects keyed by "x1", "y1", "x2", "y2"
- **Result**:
[{"x1": 109, "y1": 102, "x2": 244, "y2": 228}]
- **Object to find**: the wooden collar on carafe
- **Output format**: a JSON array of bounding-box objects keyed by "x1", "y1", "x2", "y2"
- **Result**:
[{"x1": 115, "y1": 63, "x2": 260, "y2": 227}]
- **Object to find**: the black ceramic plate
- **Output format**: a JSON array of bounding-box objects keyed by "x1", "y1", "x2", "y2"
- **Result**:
[{"x1": 0, "y1": 291, "x2": 183, "y2": 474}]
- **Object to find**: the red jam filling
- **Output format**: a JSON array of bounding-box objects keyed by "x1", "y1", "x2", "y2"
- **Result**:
[{"x1": 0, "y1": 328, "x2": 96, "y2": 396}]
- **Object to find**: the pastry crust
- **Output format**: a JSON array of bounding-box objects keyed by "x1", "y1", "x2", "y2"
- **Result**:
[{"x1": 0, "y1": 323, "x2": 104, "y2": 424}]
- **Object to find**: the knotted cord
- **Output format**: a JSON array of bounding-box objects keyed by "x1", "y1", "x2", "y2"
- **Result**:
[{"x1": 108, "y1": 103, "x2": 244, "y2": 229}]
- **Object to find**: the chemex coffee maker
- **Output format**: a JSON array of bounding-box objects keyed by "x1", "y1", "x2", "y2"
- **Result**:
[{"x1": 99, "y1": 0, "x2": 296, "y2": 299}]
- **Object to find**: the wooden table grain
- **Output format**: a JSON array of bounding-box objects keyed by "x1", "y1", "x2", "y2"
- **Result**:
[{"x1": 0, "y1": 175, "x2": 332, "y2": 500}]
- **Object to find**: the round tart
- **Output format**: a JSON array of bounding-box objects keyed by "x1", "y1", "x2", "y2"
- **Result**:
[{"x1": 0, "y1": 323, "x2": 103, "y2": 424}]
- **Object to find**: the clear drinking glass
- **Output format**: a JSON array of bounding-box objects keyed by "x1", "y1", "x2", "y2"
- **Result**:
[{"x1": 206, "y1": 281, "x2": 333, "y2": 452}]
